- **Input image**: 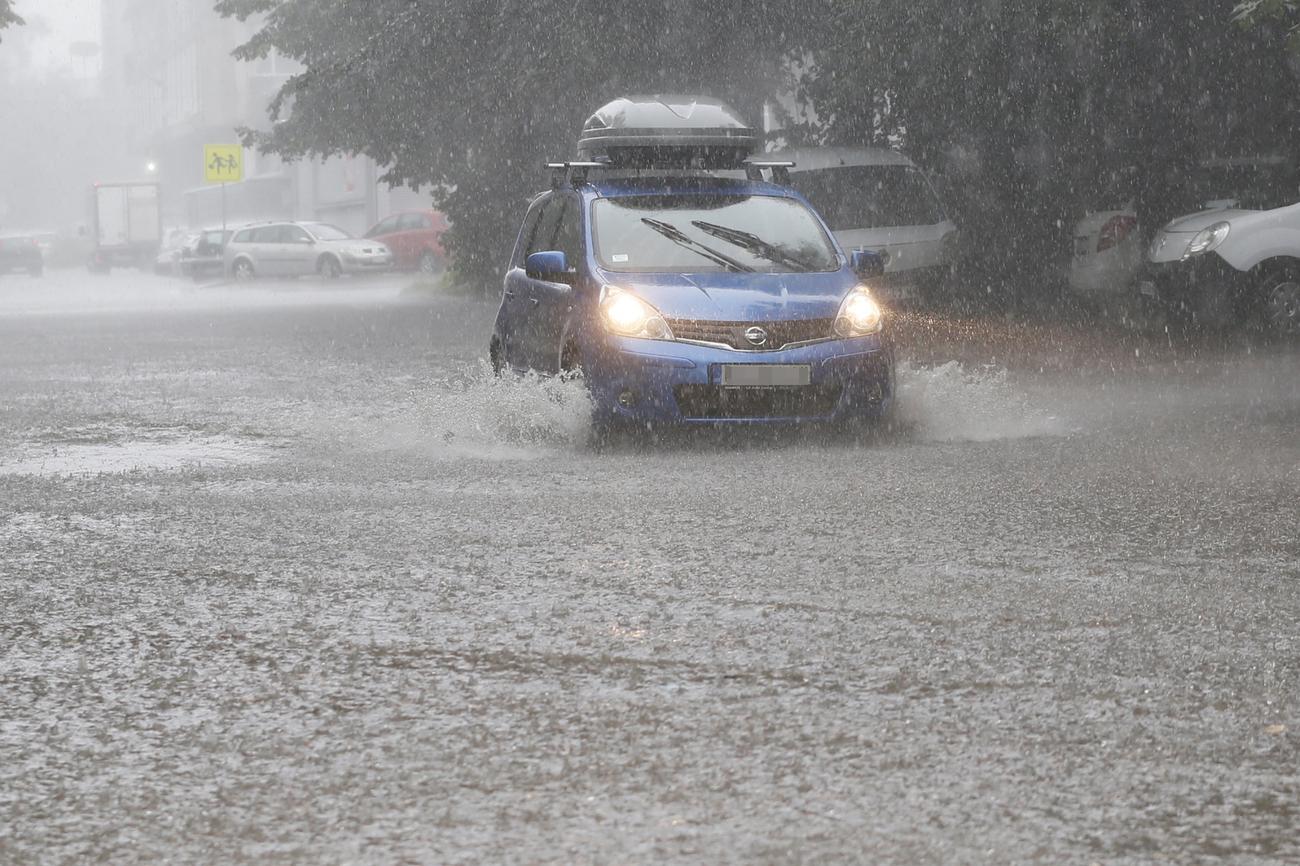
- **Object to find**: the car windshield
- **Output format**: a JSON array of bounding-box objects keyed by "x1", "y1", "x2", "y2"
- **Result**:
[
  {"x1": 306, "y1": 223, "x2": 353, "y2": 241},
  {"x1": 787, "y1": 164, "x2": 947, "y2": 230},
  {"x1": 1186, "y1": 162, "x2": 1298, "y2": 211},
  {"x1": 591, "y1": 194, "x2": 839, "y2": 273}
]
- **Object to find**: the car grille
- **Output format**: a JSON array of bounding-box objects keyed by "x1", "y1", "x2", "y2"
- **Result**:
[
  {"x1": 673, "y1": 384, "x2": 842, "y2": 420},
  {"x1": 665, "y1": 317, "x2": 835, "y2": 350}
]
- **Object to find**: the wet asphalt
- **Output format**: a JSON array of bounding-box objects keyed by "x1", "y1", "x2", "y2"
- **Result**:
[{"x1": 1, "y1": 271, "x2": 1298, "y2": 865}]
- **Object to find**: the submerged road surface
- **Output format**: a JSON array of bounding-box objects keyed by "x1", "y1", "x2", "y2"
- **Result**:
[{"x1": 2, "y1": 271, "x2": 1298, "y2": 864}]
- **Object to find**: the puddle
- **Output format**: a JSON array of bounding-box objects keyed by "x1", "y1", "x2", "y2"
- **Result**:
[{"x1": 0, "y1": 434, "x2": 269, "y2": 477}]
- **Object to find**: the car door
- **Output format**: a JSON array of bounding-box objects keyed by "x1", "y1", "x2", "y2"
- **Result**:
[
  {"x1": 525, "y1": 194, "x2": 583, "y2": 373},
  {"x1": 516, "y1": 194, "x2": 569, "y2": 370},
  {"x1": 499, "y1": 197, "x2": 553, "y2": 370},
  {"x1": 250, "y1": 225, "x2": 284, "y2": 275},
  {"x1": 396, "y1": 213, "x2": 429, "y2": 268},
  {"x1": 367, "y1": 215, "x2": 402, "y2": 263},
  {"x1": 281, "y1": 224, "x2": 316, "y2": 275}
]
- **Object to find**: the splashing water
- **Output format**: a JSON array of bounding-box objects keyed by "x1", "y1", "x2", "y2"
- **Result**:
[
  {"x1": 895, "y1": 361, "x2": 1068, "y2": 442},
  {"x1": 373, "y1": 362, "x2": 594, "y2": 459}
]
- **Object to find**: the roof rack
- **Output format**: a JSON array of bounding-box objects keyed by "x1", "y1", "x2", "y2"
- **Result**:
[{"x1": 546, "y1": 158, "x2": 798, "y2": 190}]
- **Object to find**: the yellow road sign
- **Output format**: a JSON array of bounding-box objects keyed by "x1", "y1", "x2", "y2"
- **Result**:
[{"x1": 204, "y1": 144, "x2": 244, "y2": 183}]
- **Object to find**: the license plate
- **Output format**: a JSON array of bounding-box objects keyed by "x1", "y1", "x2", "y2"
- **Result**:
[
  {"x1": 720, "y1": 364, "x2": 811, "y2": 387},
  {"x1": 1138, "y1": 280, "x2": 1157, "y2": 298}
]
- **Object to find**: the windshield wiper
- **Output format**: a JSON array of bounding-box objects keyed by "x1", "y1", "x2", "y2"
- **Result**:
[
  {"x1": 640, "y1": 218, "x2": 754, "y2": 273},
  {"x1": 690, "y1": 220, "x2": 817, "y2": 272}
]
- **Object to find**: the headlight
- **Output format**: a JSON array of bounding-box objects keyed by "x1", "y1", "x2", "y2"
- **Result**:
[
  {"x1": 1184, "y1": 222, "x2": 1230, "y2": 259},
  {"x1": 600, "y1": 286, "x2": 674, "y2": 340},
  {"x1": 833, "y1": 286, "x2": 884, "y2": 337}
]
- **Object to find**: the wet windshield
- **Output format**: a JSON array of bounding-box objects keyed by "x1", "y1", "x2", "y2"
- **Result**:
[
  {"x1": 306, "y1": 223, "x2": 353, "y2": 241},
  {"x1": 592, "y1": 194, "x2": 839, "y2": 273},
  {"x1": 787, "y1": 165, "x2": 947, "y2": 230}
]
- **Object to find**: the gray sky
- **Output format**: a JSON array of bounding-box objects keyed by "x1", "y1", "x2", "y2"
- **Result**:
[{"x1": 15, "y1": 0, "x2": 102, "y2": 72}]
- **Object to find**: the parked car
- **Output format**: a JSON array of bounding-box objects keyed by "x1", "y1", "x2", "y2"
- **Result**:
[
  {"x1": 178, "y1": 228, "x2": 232, "y2": 281},
  {"x1": 768, "y1": 146, "x2": 959, "y2": 305},
  {"x1": 1141, "y1": 157, "x2": 1300, "y2": 333},
  {"x1": 0, "y1": 233, "x2": 44, "y2": 277},
  {"x1": 223, "y1": 221, "x2": 393, "y2": 280},
  {"x1": 491, "y1": 95, "x2": 896, "y2": 434},
  {"x1": 363, "y1": 209, "x2": 448, "y2": 274},
  {"x1": 1068, "y1": 171, "x2": 1142, "y2": 299},
  {"x1": 154, "y1": 229, "x2": 198, "y2": 275}
]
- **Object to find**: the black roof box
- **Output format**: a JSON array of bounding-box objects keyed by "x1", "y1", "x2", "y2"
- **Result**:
[{"x1": 577, "y1": 95, "x2": 757, "y2": 169}]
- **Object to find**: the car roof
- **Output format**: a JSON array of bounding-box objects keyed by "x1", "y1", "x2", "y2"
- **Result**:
[
  {"x1": 582, "y1": 174, "x2": 796, "y2": 199},
  {"x1": 769, "y1": 146, "x2": 917, "y2": 172}
]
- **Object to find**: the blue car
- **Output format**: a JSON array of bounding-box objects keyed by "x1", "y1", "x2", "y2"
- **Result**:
[{"x1": 489, "y1": 96, "x2": 896, "y2": 433}]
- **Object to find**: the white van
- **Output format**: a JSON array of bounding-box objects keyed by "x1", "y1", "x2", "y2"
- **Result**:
[{"x1": 770, "y1": 146, "x2": 959, "y2": 303}]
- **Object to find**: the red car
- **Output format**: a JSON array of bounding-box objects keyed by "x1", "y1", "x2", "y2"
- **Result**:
[{"x1": 363, "y1": 209, "x2": 448, "y2": 274}]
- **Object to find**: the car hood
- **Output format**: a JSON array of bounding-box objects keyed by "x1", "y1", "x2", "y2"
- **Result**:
[
  {"x1": 1161, "y1": 208, "x2": 1256, "y2": 234},
  {"x1": 595, "y1": 268, "x2": 855, "y2": 321}
]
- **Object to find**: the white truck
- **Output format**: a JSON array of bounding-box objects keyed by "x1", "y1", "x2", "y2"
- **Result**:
[{"x1": 88, "y1": 182, "x2": 162, "y2": 272}]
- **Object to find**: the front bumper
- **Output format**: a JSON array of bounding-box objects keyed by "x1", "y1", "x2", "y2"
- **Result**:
[
  {"x1": 1137, "y1": 254, "x2": 1249, "y2": 313},
  {"x1": 581, "y1": 331, "x2": 894, "y2": 426},
  {"x1": 340, "y1": 254, "x2": 393, "y2": 274}
]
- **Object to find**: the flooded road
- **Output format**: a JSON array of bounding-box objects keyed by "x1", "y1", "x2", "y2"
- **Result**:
[{"x1": 2, "y1": 271, "x2": 1298, "y2": 864}]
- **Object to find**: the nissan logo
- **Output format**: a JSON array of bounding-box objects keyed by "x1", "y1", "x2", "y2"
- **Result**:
[{"x1": 744, "y1": 326, "x2": 768, "y2": 347}]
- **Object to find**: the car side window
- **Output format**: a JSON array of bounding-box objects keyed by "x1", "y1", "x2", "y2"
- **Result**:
[
  {"x1": 251, "y1": 226, "x2": 279, "y2": 243},
  {"x1": 283, "y1": 225, "x2": 311, "y2": 244},
  {"x1": 398, "y1": 213, "x2": 425, "y2": 231},
  {"x1": 553, "y1": 197, "x2": 583, "y2": 267},
  {"x1": 526, "y1": 196, "x2": 565, "y2": 258},
  {"x1": 367, "y1": 217, "x2": 398, "y2": 237},
  {"x1": 233, "y1": 229, "x2": 251, "y2": 243}
]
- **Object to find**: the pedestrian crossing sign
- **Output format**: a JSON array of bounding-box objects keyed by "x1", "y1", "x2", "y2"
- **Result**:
[{"x1": 204, "y1": 144, "x2": 244, "y2": 183}]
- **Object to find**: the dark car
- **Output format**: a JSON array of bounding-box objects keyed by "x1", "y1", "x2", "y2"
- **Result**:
[
  {"x1": 490, "y1": 96, "x2": 895, "y2": 435},
  {"x1": 179, "y1": 228, "x2": 233, "y2": 282},
  {"x1": 0, "y1": 233, "x2": 44, "y2": 277},
  {"x1": 363, "y1": 209, "x2": 448, "y2": 274}
]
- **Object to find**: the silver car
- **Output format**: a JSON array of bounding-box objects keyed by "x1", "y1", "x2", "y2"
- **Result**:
[{"x1": 224, "y1": 221, "x2": 393, "y2": 280}]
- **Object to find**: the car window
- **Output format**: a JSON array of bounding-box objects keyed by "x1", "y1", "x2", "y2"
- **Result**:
[
  {"x1": 788, "y1": 164, "x2": 947, "y2": 230},
  {"x1": 306, "y1": 223, "x2": 352, "y2": 241},
  {"x1": 368, "y1": 216, "x2": 399, "y2": 237},
  {"x1": 398, "y1": 213, "x2": 426, "y2": 231},
  {"x1": 233, "y1": 229, "x2": 252, "y2": 243},
  {"x1": 591, "y1": 193, "x2": 839, "y2": 273},
  {"x1": 251, "y1": 226, "x2": 281, "y2": 243},
  {"x1": 283, "y1": 225, "x2": 312, "y2": 244},
  {"x1": 513, "y1": 200, "x2": 545, "y2": 265},
  {"x1": 553, "y1": 198, "x2": 583, "y2": 265},
  {"x1": 526, "y1": 196, "x2": 565, "y2": 258}
]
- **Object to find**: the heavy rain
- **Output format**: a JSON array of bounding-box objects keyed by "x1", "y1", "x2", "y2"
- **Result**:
[{"x1": 1, "y1": 2, "x2": 1298, "y2": 864}]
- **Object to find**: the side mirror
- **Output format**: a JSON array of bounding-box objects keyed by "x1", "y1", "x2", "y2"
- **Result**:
[
  {"x1": 525, "y1": 250, "x2": 568, "y2": 280},
  {"x1": 850, "y1": 249, "x2": 885, "y2": 279}
]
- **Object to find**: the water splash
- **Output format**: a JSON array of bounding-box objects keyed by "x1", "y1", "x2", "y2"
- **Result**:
[{"x1": 895, "y1": 361, "x2": 1068, "y2": 442}]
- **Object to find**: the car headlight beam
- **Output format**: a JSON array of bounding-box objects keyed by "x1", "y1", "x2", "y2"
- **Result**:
[
  {"x1": 600, "y1": 286, "x2": 673, "y2": 340},
  {"x1": 834, "y1": 286, "x2": 884, "y2": 337},
  {"x1": 1184, "y1": 221, "x2": 1230, "y2": 259}
]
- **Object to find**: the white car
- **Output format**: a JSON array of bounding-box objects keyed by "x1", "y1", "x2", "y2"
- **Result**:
[
  {"x1": 1141, "y1": 158, "x2": 1300, "y2": 333},
  {"x1": 770, "y1": 146, "x2": 959, "y2": 304},
  {"x1": 1068, "y1": 196, "x2": 1141, "y2": 299},
  {"x1": 224, "y1": 221, "x2": 393, "y2": 281}
]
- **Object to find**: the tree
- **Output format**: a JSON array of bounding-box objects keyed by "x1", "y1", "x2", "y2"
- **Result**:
[
  {"x1": 1234, "y1": 1, "x2": 1300, "y2": 51},
  {"x1": 216, "y1": 0, "x2": 802, "y2": 289},
  {"x1": 801, "y1": 0, "x2": 1299, "y2": 300},
  {"x1": 0, "y1": 0, "x2": 24, "y2": 39}
]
